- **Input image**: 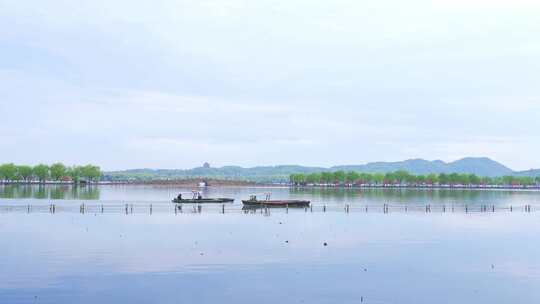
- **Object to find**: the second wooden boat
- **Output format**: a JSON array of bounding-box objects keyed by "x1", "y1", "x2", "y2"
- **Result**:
[{"x1": 241, "y1": 194, "x2": 310, "y2": 207}]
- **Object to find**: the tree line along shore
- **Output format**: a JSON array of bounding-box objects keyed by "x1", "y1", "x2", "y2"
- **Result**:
[
  {"x1": 0, "y1": 163, "x2": 101, "y2": 183},
  {"x1": 289, "y1": 170, "x2": 540, "y2": 187}
]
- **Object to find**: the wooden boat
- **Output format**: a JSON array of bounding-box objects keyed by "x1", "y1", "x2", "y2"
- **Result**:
[
  {"x1": 172, "y1": 197, "x2": 234, "y2": 204},
  {"x1": 242, "y1": 194, "x2": 310, "y2": 208},
  {"x1": 172, "y1": 192, "x2": 234, "y2": 204}
]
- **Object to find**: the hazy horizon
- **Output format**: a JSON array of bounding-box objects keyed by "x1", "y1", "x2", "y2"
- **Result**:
[
  {"x1": 106, "y1": 156, "x2": 529, "y2": 172},
  {"x1": 1, "y1": 0, "x2": 539, "y2": 171}
]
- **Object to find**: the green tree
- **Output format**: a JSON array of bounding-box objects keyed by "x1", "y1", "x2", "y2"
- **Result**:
[
  {"x1": 67, "y1": 166, "x2": 82, "y2": 183},
  {"x1": 458, "y1": 174, "x2": 470, "y2": 185},
  {"x1": 468, "y1": 174, "x2": 480, "y2": 185},
  {"x1": 306, "y1": 172, "x2": 321, "y2": 184},
  {"x1": 321, "y1": 172, "x2": 333, "y2": 184},
  {"x1": 502, "y1": 175, "x2": 515, "y2": 185},
  {"x1": 346, "y1": 171, "x2": 360, "y2": 184},
  {"x1": 492, "y1": 176, "x2": 504, "y2": 185},
  {"x1": 480, "y1": 176, "x2": 493, "y2": 185},
  {"x1": 520, "y1": 176, "x2": 534, "y2": 186},
  {"x1": 17, "y1": 165, "x2": 33, "y2": 181},
  {"x1": 50, "y1": 163, "x2": 67, "y2": 181},
  {"x1": 384, "y1": 172, "x2": 396, "y2": 184},
  {"x1": 426, "y1": 173, "x2": 438, "y2": 185},
  {"x1": 438, "y1": 173, "x2": 449, "y2": 185},
  {"x1": 393, "y1": 170, "x2": 411, "y2": 184},
  {"x1": 289, "y1": 174, "x2": 295, "y2": 184},
  {"x1": 333, "y1": 171, "x2": 346, "y2": 184},
  {"x1": 33, "y1": 164, "x2": 50, "y2": 182},
  {"x1": 78, "y1": 165, "x2": 102, "y2": 182},
  {"x1": 0, "y1": 163, "x2": 17, "y2": 181},
  {"x1": 448, "y1": 173, "x2": 460, "y2": 185},
  {"x1": 358, "y1": 173, "x2": 372, "y2": 184},
  {"x1": 291, "y1": 173, "x2": 306, "y2": 185},
  {"x1": 372, "y1": 173, "x2": 384, "y2": 185}
]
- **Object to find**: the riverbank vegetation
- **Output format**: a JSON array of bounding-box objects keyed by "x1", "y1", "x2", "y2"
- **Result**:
[
  {"x1": 0, "y1": 163, "x2": 101, "y2": 183},
  {"x1": 289, "y1": 170, "x2": 540, "y2": 187}
]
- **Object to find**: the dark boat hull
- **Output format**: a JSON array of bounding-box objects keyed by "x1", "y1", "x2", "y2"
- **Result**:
[
  {"x1": 241, "y1": 200, "x2": 310, "y2": 207},
  {"x1": 172, "y1": 198, "x2": 234, "y2": 204}
]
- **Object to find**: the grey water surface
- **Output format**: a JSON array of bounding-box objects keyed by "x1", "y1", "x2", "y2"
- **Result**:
[{"x1": 1, "y1": 185, "x2": 539, "y2": 303}]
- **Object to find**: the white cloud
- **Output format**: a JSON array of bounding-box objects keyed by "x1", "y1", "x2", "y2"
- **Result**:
[{"x1": 0, "y1": 0, "x2": 539, "y2": 170}]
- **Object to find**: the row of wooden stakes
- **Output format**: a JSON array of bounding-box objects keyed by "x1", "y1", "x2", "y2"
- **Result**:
[{"x1": 1, "y1": 203, "x2": 535, "y2": 214}]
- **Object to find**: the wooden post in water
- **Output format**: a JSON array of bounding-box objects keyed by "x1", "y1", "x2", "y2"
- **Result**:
[
  {"x1": 492, "y1": 205, "x2": 495, "y2": 212},
  {"x1": 150, "y1": 204, "x2": 153, "y2": 215},
  {"x1": 323, "y1": 205, "x2": 326, "y2": 212},
  {"x1": 27, "y1": 204, "x2": 30, "y2": 214},
  {"x1": 130, "y1": 204, "x2": 133, "y2": 214},
  {"x1": 222, "y1": 204, "x2": 225, "y2": 214},
  {"x1": 125, "y1": 204, "x2": 128, "y2": 215},
  {"x1": 101, "y1": 204, "x2": 104, "y2": 213},
  {"x1": 310, "y1": 205, "x2": 313, "y2": 212},
  {"x1": 443, "y1": 205, "x2": 446, "y2": 213},
  {"x1": 52, "y1": 204, "x2": 55, "y2": 214},
  {"x1": 465, "y1": 205, "x2": 468, "y2": 213},
  {"x1": 510, "y1": 205, "x2": 513, "y2": 212}
]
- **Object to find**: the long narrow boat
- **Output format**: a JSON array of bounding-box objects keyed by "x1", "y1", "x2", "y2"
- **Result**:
[
  {"x1": 172, "y1": 197, "x2": 234, "y2": 204},
  {"x1": 242, "y1": 195, "x2": 310, "y2": 208}
]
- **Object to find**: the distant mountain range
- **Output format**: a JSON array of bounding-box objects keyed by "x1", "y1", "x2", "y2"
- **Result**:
[{"x1": 103, "y1": 157, "x2": 540, "y2": 182}]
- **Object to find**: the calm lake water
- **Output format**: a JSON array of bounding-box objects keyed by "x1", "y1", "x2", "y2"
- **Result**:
[{"x1": 1, "y1": 185, "x2": 539, "y2": 303}]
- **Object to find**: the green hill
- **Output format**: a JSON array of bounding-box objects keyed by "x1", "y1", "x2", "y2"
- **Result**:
[{"x1": 103, "y1": 157, "x2": 537, "y2": 183}]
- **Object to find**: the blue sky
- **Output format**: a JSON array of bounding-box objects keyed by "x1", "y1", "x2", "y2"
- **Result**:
[{"x1": 1, "y1": 0, "x2": 539, "y2": 170}]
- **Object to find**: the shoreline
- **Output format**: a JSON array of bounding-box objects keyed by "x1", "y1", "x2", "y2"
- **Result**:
[{"x1": 1, "y1": 181, "x2": 540, "y2": 190}]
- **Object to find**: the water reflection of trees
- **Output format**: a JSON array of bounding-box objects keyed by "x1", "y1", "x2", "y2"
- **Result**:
[
  {"x1": 0, "y1": 185, "x2": 100, "y2": 200},
  {"x1": 290, "y1": 187, "x2": 538, "y2": 205}
]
